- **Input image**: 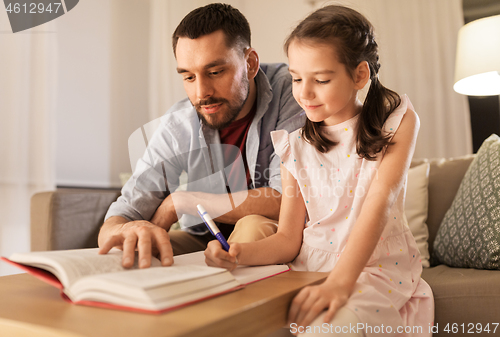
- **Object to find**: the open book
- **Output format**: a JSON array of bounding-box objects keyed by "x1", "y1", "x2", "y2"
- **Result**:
[{"x1": 1, "y1": 248, "x2": 289, "y2": 314}]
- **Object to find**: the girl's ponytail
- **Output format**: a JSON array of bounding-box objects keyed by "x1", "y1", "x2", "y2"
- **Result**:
[{"x1": 357, "y1": 75, "x2": 401, "y2": 160}]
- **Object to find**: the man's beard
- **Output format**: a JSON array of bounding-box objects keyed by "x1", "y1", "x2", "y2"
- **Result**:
[{"x1": 195, "y1": 76, "x2": 250, "y2": 130}]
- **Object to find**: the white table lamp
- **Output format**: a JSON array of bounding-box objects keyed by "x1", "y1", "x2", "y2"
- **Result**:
[{"x1": 454, "y1": 14, "x2": 500, "y2": 96}]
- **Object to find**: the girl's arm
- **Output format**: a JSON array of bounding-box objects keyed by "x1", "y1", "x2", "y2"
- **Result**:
[
  {"x1": 289, "y1": 108, "x2": 420, "y2": 327},
  {"x1": 204, "y1": 163, "x2": 307, "y2": 269}
]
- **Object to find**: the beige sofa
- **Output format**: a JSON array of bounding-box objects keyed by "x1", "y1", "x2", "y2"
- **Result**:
[
  {"x1": 412, "y1": 155, "x2": 500, "y2": 335},
  {"x1": 31, "y1": 156, "x2": 500, "y2": 336}
]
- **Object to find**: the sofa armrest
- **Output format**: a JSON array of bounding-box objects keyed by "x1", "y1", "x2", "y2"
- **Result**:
[{"x1": 30, "y1": 189, "x2": 121, "y2": 251}]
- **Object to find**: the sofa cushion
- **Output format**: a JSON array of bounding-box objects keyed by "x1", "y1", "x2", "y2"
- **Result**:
[
  {"x1": 406, "y1": 163, "x2": 430, "y2": 267},
  {"x1": 422, "y1": 265, "x2": 500, "y2": 332},
  {"x1": 433, "y1": 134, "x2": 500, "y2": 269},
  {"x1": 412, "y1": 155, "x2": 474, "y2": 258},
  {"x1": 31, "y1": 189, "x2": 121, "y2": 251}
]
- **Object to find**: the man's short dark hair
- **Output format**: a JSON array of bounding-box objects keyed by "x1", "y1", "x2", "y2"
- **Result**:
[{"x1": 172, "y1": 3, "x2": 251, "y2": 56}]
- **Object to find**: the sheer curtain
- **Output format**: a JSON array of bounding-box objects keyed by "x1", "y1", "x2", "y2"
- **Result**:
[
  {"x1": 0, "y1": 14, "x2": 56, "y2": 275},
  {"x1": 149, "y1": 0, "x2": 471, "y2": 159},
  {"x1": 335, "y1": 0, "x2": 472, "y2": 158}
]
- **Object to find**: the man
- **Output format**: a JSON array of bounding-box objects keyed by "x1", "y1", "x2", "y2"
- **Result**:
[{"x1": 98, "y1": 3, "x2": 304, "y2": 268}]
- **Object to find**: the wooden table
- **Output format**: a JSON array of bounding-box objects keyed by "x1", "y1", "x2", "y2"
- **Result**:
[{"x1": 0, "y1": 271, "x2": 327, "y2": 337}]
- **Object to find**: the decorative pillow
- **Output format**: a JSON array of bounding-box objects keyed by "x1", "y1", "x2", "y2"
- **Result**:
[
  {"x1": 433, "y1": 134, "x2": 500, "y2": 269},
  {"x1": 406, "y1": 163, "x2": 431, "y2": 267}
]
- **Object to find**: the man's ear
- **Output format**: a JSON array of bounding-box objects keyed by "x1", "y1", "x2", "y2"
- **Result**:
[
  {"x1": 245, "y1": 48, "x2": 260, "y2": 80},
  {"x1": 354, "y1": 61, "x2": 370, "y2": 89}
]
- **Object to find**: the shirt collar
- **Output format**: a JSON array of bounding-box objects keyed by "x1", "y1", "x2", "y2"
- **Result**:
[{"x1": 253, "y1": 66, "x2": 273, "y2": 123}]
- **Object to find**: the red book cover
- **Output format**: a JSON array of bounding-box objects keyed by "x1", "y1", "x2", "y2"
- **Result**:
[
  {"x1": 1, "y1": 256, "x2": 63, "y2": 289},
  {"x1": 0, "y1": 256, "x2": 244, "y2": 314}
]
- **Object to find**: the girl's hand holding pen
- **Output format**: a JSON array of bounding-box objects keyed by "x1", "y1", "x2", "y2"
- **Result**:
[{"x1": 204, "y1": 240, "x2": 241, "y2": 271}]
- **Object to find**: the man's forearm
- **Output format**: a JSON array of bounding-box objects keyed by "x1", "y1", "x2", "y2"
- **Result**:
[{"x1": 176, "y1": 187, "x2": 281, "y2": 224}]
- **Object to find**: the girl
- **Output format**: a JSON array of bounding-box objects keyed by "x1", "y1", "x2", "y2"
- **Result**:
[{"x1": 205, "y1": 5, "x2": 434, "y2": 336}]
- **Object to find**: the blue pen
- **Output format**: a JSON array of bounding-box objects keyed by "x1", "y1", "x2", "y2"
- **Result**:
[{"x1": 197, "y1": 204, "x2": 230, "y2": 252}]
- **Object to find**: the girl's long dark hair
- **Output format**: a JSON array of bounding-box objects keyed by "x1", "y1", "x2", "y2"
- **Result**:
[{"x1": 285, "y1": 5, "x2": 401, "y2": 160}]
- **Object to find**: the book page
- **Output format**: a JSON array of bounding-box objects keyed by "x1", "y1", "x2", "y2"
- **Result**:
[
  {"x1": 173, "y1": 251, "x2": 290, "y2": 284},
  {"x1": 172, "y1": 250, "x2": 207, "y2": 266},
  {"x1": 67, "y1": 265, "x2": 237, "y2": 309},
  {"x1": 76, "y1": 265, "x2": 228, "y2": 290},
  {"x1": 9, "y1": 248, "x2": 162, "y2": 288}
]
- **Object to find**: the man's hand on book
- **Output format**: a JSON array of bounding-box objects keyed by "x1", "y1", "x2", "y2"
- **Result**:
[
  {"x1": 204, "y1": 240, "x2": 241, "y2": 271},
  {"x1": 99, "y1": 220, "x2": 174, "y2": 268}
]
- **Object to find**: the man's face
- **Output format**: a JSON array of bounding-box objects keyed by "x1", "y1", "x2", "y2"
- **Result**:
[{"x1": 175, "y1": 30, "x2": 250, "y2": 130}]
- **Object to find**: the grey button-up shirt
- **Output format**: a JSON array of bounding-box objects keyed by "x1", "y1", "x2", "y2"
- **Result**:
[{"x1": 105, "y1": 63, "x2": 305, "y2": 234}]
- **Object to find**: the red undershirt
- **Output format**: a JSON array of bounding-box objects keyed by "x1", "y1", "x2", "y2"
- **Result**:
[{"x1": 218, "y1": 104, "x2": 256, "y2": 192}]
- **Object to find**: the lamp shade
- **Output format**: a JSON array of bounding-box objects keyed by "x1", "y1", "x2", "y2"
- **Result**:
[{"x1": 454, "y1": 15, "x2": 500, "y2": 96}]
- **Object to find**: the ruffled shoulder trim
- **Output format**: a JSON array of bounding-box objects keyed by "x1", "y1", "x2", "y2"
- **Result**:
[
  {"x1": 271, "y1": 129, "x2": 291, "y2": 160},
  {"x1": 271, "y1": 129, "x2": 299, "y2": 177},
  {"x1": 383, "y1": 94, "x2": 413, "y2": 139}
]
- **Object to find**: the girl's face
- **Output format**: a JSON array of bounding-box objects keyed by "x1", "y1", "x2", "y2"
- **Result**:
[{"x1": 288, "y1": 40, "x2": 364, "y2": 126}]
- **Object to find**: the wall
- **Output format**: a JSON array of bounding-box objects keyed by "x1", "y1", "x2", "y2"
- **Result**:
[
  {"x1": 463, "y1": 0, "x2": 500, "y2": 23},
  {"x1": 109, "y1": 1, "x2": 150, "y2": 187},
  {"x1": 232, "y1": 0, "x2": 312, "y2": 64},
  {"x1": 55, "y1": 0, "x2": 111, "y2": 187},
  {"x1": 55, "y1": 0, "x2": 150, "y2": 188}
]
